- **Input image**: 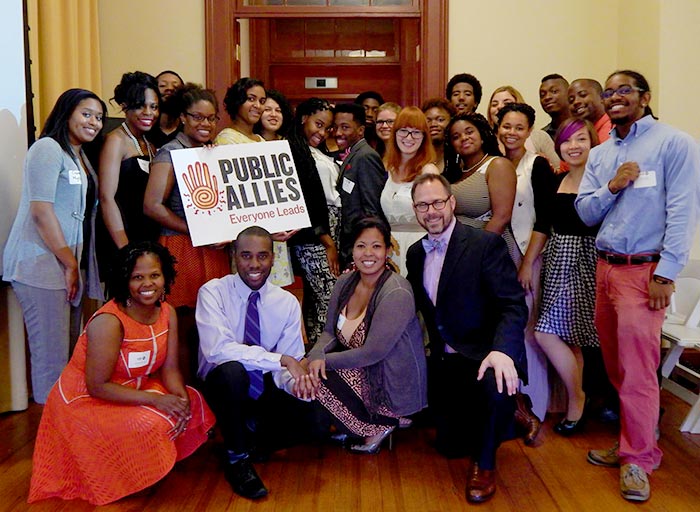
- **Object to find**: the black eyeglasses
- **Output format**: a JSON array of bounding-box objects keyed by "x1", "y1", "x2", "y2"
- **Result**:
[
  {"x1": 413, "y1": 197, "x2": 450, "y2": 212},
  {"x1": 601, "y1": 85, "x2": 644, "y2": 100},
  {"x1": 185, "y1": 112, "x2": 220, "y2": 123},
  {"x1": 397, "y1": 128, "x2": 424, "y2": 139},
  {"x1": 376, "y1": 119, "x2": 395, "y2": 126}
]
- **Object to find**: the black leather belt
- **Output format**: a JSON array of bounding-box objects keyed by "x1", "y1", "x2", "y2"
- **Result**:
[{"x1": 597, "y1": 251, "x2": 660, "y2": 265}]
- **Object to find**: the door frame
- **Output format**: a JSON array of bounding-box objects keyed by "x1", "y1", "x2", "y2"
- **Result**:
[{"x1": 204, "y1": 0, "x2": 448, "y2": 106}]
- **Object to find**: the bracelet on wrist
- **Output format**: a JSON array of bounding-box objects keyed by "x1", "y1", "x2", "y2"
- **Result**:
[{"x1": 652, "y1": 275, "x2": 674, "y2": 285}]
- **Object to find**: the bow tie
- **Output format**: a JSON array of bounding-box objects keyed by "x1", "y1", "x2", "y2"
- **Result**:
[{"x1": 422, "y1": 238, "x2": 446, "y2": 254}]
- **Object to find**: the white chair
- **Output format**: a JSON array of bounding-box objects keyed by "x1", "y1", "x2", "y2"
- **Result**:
[{"x1": 661, "y1": 260, "x2": 700, "y2": 433}]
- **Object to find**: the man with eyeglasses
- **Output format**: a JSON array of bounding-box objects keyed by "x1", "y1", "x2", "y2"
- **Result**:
[
  {"x1": 333, "y1": 102, "x2": 387, "y2": 267},
  {"x1": 576, "y1": 70, "x2": 700, "y2": 502},
  {"x1": 405, "y1": 173, "x2": 527, "y2": 504}
]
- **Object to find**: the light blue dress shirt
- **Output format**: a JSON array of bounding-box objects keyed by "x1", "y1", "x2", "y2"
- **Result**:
[
  {"x1": 576, "y1": 116, "x2": 700, "y2": 280},
  {"x1": 195, "y1": 273, "x2": 304, "y2": 392}
]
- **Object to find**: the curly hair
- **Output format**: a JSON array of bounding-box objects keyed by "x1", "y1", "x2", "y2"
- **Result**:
[
  {"x1": 223, "y1": 77, "x2": 265, "y2": 121},
  {"x1": 496, "y1": 102, "x2": 536, "y2": 128},
  {"x1": 420, "y1": 97, "x2": 456, "y2": 117},
  {"x1": 443, "y1": 112, "x2": 502, "y2": 183},
  {"x1": 112, "y1": 71, "x2": 160, "y2": 112},
  {"x1": 445, "y1": 73, "x2": 483, "y2": 106},
  {"x1": 172, "y1": 82, "x2": 218, "y2": 117},
  {"x1": 109, "y1": 241, "x2": 177, "y2": 307}
]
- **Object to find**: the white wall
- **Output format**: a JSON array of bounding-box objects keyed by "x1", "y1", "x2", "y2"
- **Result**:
[
  {"x1": 449, "y1": 0, "x2": 618, "y2": 127},
  {"x1": 658, "y1": 0, "x2": 700, "y2": 140},
  {"x1": 98, "y1": 0, "x2": 206, "y2": 116},
  {"x1": 96, "y1": 0, "x2": 700, "y2": 139}
]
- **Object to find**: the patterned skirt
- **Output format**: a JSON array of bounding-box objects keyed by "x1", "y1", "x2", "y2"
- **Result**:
[
  {"x1": 535, "y1": 233, "x2": 599, "y2": 347},
  {"x1": 316, "y1": 320, "x2": 399, "y2": 436},
  {"x1": 291, "y1": 205, "x2": 341, "y2": 345}
]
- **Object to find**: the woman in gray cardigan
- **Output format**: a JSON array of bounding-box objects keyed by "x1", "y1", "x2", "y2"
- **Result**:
[
  {"x1": 3, "y1": 89, "x2": 106, "y2": 403},
  {"x1": 306, "y1": 217, "x2": 427, "y2": 454}
]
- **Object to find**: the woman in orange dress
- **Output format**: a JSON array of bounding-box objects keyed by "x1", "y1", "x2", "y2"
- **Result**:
[{"x1": 28, "y1": 242, "x2": 215, "y2": 506}]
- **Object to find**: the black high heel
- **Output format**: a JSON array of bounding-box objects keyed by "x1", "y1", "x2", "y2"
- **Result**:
[
  {"x1": 553, "y1": 397, "x2": 589, "y2": 437},
  {"x1": 348, "y1": 427, "x2": 395, "y2": 454}
]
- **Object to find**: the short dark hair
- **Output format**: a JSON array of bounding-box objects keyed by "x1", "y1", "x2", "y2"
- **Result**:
[
  {"x1": 40, "y1": 88, "x2": 107, "y2": 155},
  {"x1": 110, "y1": 241, "x2": 177, "y2": 307},
  {"x1": 606, "y1": 69, "x2": 656, "y2": 119},
  {"x1": 355, "y1": 91, "x2": 384, "y2": 105},
  {"x1": 254, "y1": 89, "x2": 293, "y2": 138},
  {"x1": 421, "y1": 97, "x2": 457, "y2": 117},
  {"x1": 445, "y1": 73, "x2": 483, "y2": 106},
  {"x1": 234, "y1": 226, "x2": 273, "y2": 252},
  {"x1": 173, "y1": 83, "x2": 219, "y2": 116},
  {"x1": 156, "y1": 70, "x2": 184, "y2": 83},
  {"x1": 541, "y1": 73, "x2": 568, "y2": 85},
  {"x1": 333, "y1": 103, "x2": 366, "y2": 127},
  {"x1": 411, "y1": 172, "x2": 452, "y2": 200},
  {"x1": 496, "y1": 102, "x2": 536, "y2": 128},
  {"x1": 350, "y1": 216, "x2": 391, "y2": 248},
  {"x1": 113, "y1": 71, "x2": 160, "y2": 112},
  {"x1": 223, "y1": 77, "x2": 265, "y2": 121},
  {"x1": 571, "y1": 78, "x2": 603, "y2": 95}
]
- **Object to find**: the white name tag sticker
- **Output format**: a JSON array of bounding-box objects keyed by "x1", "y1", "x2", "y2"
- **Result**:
[
  {"x1": 342, "y1": 177, "x2": 355, "y2": 194},
  {"x1": 634, "y1": 170, "x2": 657, "y2": 189},
  {"x1": 336, "y1": 314, "x2": 346, "y2": 330},
  {"x1": 128, "y1": 350, "x2": 151, "y2": 368},
  {"x1": 137, "y1": 158, "x2": 150, "y2": 174},
  {"x1": 68, "y1": 169, "x2": 82, "y2": 185}
]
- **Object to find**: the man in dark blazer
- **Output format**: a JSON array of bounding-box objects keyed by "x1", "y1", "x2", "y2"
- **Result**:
[
  {"x1": 333, "y1": 103, "x2": 387, "y2": 266},
  {"x1": 406, "y1": 173, "x2": 527, "y2": 504}
]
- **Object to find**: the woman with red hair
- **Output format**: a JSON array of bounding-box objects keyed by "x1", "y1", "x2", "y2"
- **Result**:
[{"x1": 380, "y1": 107, "x2": 439, "y2": 275}]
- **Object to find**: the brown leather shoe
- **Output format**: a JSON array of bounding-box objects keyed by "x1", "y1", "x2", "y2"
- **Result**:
[
  {"x1": 466, "y1": 463, "x2": 496, "y2": 503},
  {"x1": 515, "y1": 392, "x2": 541, "y2": 446}
]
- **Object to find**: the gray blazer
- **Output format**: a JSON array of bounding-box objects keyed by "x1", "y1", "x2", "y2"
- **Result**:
[{"x1": 336, "y1": 139, "x2": 387, "y2": 261}]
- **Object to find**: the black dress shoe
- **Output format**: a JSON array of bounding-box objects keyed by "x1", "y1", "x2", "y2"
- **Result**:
[
  {"x1": 224, "y1": 458, "x2": 268, "y2": 499},
  {"x1": 514, "y1": 392, "x2": 541, "y2": 446}
]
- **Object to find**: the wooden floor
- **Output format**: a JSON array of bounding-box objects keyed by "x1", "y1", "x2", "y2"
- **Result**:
[{"x1": 2, "y1": 390, "x2": 700, "y2": 512}]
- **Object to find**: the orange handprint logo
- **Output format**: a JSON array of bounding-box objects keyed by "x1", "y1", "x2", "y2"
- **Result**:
[{"x1": 182, "y1": 162, "x2": 223, "y2": 214}]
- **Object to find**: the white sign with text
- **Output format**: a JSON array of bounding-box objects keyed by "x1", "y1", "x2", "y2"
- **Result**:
[{"x1": 171, "y1": 140, "x2": 310, "y2": 246}]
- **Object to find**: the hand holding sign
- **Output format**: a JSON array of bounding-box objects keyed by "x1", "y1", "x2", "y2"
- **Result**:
[
  {"x1": 183, "y1": 161, "x2": 219, "y2": 210},
  {"x1": 171, "y1": 140, "x2": 310, "y2": 246}
]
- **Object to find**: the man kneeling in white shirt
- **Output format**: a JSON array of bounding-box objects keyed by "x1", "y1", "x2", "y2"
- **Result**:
[{"x1": 196, "y1": 226, "x2": 326, "y2": 500}]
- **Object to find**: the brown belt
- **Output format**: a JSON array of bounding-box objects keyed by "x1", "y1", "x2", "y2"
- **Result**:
[{"x1": 597, "y1": 251, "x2": 660, "y2": 265}]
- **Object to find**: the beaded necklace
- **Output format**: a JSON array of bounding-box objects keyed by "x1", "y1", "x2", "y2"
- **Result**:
[
  {"x1": 461, "y1": 153, "x2": 489, "y2": 176},
  {"x1": 121, "y1": 122, "x2": 154, "y2": 160}
]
